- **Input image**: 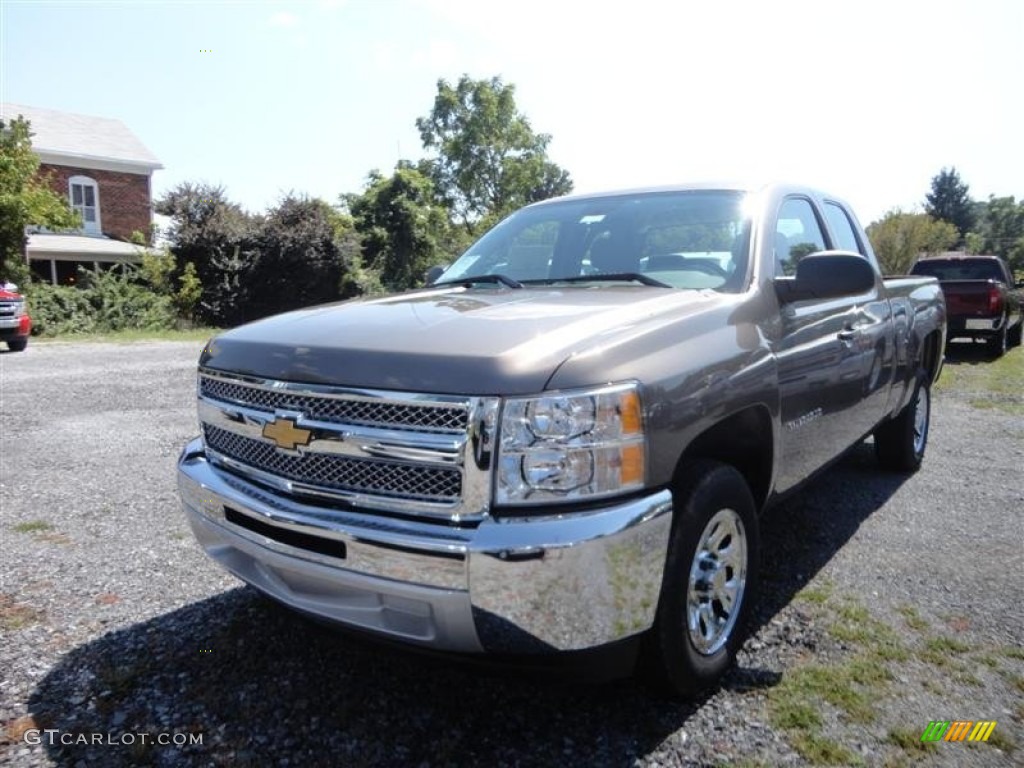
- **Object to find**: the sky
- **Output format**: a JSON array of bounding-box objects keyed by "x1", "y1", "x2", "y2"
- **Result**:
[{"x1": 2, "y1": 0, "x2": 1021, "y2": 225}]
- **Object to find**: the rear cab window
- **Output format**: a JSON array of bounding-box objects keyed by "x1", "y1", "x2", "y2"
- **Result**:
[
  {"x1": 773, "y1": 198, "x2": 828, "y2": 276},
  {"x1": 823, "y1": 202, "x2": 864, "y2": 254}
]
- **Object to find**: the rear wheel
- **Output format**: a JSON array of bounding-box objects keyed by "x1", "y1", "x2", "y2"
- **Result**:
[
  {"x1": 875, "y1": 370, "x2": 930, "y2": 472},
  {"x1": 6, "y1": 338, "x2": 27, "y2": 352},
  {"x1": 645, "y1": 460, "x2": 759, "y2": 698},
  {"x1": 988, "y1": 326, "x2": 1007, "y2": 358},
  {"x1": 1009, "y1": 320, "x2": 1022, "y2": 348}
]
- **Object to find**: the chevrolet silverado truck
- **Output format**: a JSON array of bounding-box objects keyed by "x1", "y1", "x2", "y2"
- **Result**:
[
  {"x1": 178, "y1": 183, "x2": 946, "y2": 696},
  {"x1": 909, "y1": 254, "x2": 1022, "y2": 357},
  {"x1": 0, "y1": 286, "x2": 31, "y2": 352}
]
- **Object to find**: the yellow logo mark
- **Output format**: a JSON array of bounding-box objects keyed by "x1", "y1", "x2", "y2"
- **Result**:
[
  {"x1": 262, "y1": 418, "x2": 312, "y2": 450},
  {"x1": 967, "y1": 721, "x2": 998, "y2": 742}
]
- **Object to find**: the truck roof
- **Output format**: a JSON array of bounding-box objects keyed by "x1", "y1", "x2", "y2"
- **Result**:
[{"x1": 529, "y1": 181, "x2": 841, "y2": 206}]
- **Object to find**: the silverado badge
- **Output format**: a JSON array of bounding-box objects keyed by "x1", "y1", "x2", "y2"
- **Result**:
[{"x1": 262, "y1": 417, "x2": 312, "y2": 450}]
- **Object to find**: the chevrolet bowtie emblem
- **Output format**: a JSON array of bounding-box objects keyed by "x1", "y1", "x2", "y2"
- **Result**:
[{"x1": 262, "y1": 417, "x2": 312, "y2": 450}]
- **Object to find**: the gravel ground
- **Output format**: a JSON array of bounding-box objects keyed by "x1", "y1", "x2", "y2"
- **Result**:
[{"x1": 1, "y1": 340, "x2": 1021, "y2": 767}]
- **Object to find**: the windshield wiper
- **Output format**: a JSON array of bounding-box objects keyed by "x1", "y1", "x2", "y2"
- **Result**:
[
  {"x1": 433, "y1": 273, "x2": 523, "y2": 289},
  {"x1": 524, "y1": 273, "x2": 672, "y2": 288}
]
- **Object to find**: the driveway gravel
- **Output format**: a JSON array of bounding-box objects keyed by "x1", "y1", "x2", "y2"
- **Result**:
[{"x1": 1, "y1": 340, "x2": 1021, "y2": 767}]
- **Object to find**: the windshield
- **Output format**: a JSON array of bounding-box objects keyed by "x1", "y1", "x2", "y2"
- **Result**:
[
  {"x1": 438, "y1": 190, "x2": 752, "y2": 293},
  {"x1": 911, "y1": 259, "x2": 1005, "y2": 282}
]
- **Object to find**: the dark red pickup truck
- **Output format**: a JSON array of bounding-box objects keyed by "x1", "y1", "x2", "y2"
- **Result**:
[{"x1": 910, "y1": 255, "x2": 1023, "y2": 357}]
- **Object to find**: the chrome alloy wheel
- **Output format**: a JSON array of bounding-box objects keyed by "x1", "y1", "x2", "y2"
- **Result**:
[
  {"x1": 687, "y1": 508, "x2": 747, "y2": 655},
  {"x1": 912, "y1": 385, "x2": 929, "y2": 456}
]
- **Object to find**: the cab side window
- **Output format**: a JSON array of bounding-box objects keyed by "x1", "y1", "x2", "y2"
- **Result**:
[
  {"x1": 824, "y1": 202, "x2": 864, "y2": 255},
  {"x1": 774, "y1": 198, "x2": 828, "y2": 276}
]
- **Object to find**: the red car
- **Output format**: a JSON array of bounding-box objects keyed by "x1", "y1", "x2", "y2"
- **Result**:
[{"x1": 0, "y1": 287, "x2": 31, "y2": 352}]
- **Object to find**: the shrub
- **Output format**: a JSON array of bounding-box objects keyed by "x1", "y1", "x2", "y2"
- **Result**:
[
  {"x1": 28, "y1": 264, "x2": 176, "y2": 336},
  {"x1": 27, "y1": 283, "x2": 99, "y2": 336}
]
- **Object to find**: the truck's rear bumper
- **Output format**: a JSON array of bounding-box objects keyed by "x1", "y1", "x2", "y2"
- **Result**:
[
  {"x1": 946, "y1": 315, "x2": 1004, "y2": 339},
  {"x1": 177, "y1": 437, "x2": 674, "y2": 655}
]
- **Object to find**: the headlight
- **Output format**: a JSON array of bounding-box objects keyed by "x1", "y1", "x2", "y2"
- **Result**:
[
  {"x1": 496, "y1": 382, "x2": 645, "y2": 505},
  {"x1": 13, "y1": 300, "x2": 26, "y2": 317}
]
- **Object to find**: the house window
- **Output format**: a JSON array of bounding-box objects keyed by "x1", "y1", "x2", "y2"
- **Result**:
[{"x1": 69, "y1": 176, "x2": 101, "y2": 234}]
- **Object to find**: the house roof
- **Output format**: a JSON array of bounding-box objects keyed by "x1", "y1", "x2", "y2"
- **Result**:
[
  {"x1": 1, "y1": 103, "x2": 163, "y2": 173},
  {"x1": 26, "y1": 233, "x2": 150, "y2": 263}
]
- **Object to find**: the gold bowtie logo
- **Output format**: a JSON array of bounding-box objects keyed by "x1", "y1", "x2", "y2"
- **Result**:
[{"x1": 262, "y1": 417, "x2": 312, "y2": 450}]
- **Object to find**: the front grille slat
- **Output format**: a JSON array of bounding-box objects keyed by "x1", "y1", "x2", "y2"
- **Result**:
[
  {"x1": 204, "y1": 425, "x2": 462, "y2": 503},
  {"x1": 200, "y1": 376, "x2": 466, "y2": 433}
]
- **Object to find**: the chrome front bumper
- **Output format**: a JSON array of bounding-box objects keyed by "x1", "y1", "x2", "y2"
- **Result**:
[{"x1": 177, "y1": 437, "x2": 674, "y2": 654}]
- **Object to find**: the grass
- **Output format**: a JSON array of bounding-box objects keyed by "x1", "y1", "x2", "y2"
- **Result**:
[
  {"x1": 12, "y1": 520, "x2": 53, "y2": 533},
  {"x1": 923, "y1": 636, "x2": 971, "y2": 655},
  {"x1": 33, "y1": 327, "x2": 219, "y2": 344},
  {"x1": 0, "y1": 594, "x2": 44, "y2": 630},
  {"x1": 795, "y1": 579, "x2": 834, "y2": 605},
  {"x1": 1007, "y1": 674, "x2": 1024, "y2": 695},
  {"x1": 917, "y1": 636, "x2": 971, "y2": 668},
  {"x1": 935, "y1": 344, "x2": 1024, "y2": 413},
  {"x1": 767, "y1": 604, "x2": 899, "y2": 763},
  {"x1": 827, "y1": 601, "x2": 910, "y2": 662},
  {"x1": 896, "y1": 604, "x2": 929, "y2": 632},
  {"x1": 988, "y1": 727, "x2": 1017, "y2": 754},
  {"x1": 886, "y1": 727, "x2": 937, "y2": 754},
  {"x1": 1000, "y1": 646, "x2": 1024, "y2": 661},
  {"x1": 790, "y1": 732, "x2": 861, "y2": 766},
  {"x1": 765, "y1": 590, "x2": 1000, "y2": 765}
]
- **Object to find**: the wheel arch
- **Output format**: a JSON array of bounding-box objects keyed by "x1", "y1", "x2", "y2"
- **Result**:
[
  {"x1": 921, "y1": 328, "x2": 943, "y2": 384},
  {"x1": 671, "y1": 405, "x2": 774, "y2": 513}
]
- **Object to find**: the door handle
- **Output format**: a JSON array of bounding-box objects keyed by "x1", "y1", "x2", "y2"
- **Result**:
[{"x1": 837, "y1": 327, "x2": 858, "y2": 342}]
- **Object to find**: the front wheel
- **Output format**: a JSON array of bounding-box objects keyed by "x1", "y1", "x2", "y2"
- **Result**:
[
  {"x1": 644, "y1": 460, "x2": 759, "y2": 698},
  {"x1": 874, "y1": 370, "x2": 930, "y2": 472}
]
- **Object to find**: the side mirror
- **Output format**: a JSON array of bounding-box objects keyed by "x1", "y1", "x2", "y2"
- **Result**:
[
  {"x1": 424, "y1": 265, "x2": 447, "y2": 286},
  {"x1": 774, "y1": 251, "x2": 876, "y2": 303}
]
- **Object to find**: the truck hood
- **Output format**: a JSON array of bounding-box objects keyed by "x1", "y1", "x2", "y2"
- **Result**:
[{"x1": 201, "y1": 286, "x2": 725, "y2": 395}]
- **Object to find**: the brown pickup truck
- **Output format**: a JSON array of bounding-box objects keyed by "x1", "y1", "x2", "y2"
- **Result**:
[
  {"x1": 910, "y1": 254, "x2": 1023, "y2": 357},
  {"x1": 179, "y1": 183, "x2": 946, "y2": 696}
]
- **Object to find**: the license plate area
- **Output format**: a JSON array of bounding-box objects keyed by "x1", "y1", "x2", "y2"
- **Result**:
[
  {"x1": 224, "y1": 506, "x2": 347, "y2": 560},
  {"x1": 965, "y1": 318, "x2": 993, "y2": 330}
]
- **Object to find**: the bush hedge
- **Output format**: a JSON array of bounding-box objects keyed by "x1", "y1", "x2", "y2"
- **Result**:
[{"x1": 28, "y1": 265, "x2": 177, "y2": 337}]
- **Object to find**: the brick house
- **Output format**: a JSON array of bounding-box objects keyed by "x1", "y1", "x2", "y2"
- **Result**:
[{"x1": 0, "y1": 103, "x2": 163, "y2": 285}]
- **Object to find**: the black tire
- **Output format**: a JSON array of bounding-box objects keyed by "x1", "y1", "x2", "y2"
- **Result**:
[
  {"x1": 644, "y1": 460, "x2": 759, "y2": 698},
  {"x1": 874, "y1": 370, "x2": 930, "y2": 472},
  {"x1": 6, "y1": 338, "x2": 27, "y2": 352},
  {"x1": 1009, "y1": 320, "x2": 1022, "y2": 348},
  {"x1": 988, "y1": 325, "x2": 1007, "y2": 358}
]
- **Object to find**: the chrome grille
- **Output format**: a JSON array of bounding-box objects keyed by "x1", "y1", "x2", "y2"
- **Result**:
[
  {"x1": 200, "y1": 375, "x2": 466, "y2": 433},
  {"x1": 204, "y1": 425, "x2": 462, "y2": 502}
]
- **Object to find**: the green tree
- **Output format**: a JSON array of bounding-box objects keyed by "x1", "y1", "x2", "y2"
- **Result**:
[
  {"x1": 247, "y1": 195, "x2": 351, "y2": 319},
  {"x1": 416, "y1": 75, "x2": 573, "y2": 227},
  {"x1": 924, "y1": 167, "x2": 975, "y2": 243},
  {"x1": 155, "y1": 183, "x2": 256, "y2": 285},
  {"x1": 174, "y1": 261, "x2": 203, "y2": 323},
  {"x1": 346, "y1": 166, "x2": 453, "y2": 291},
  {"x1": 976, "y1": 195, "x2": 1024, "y2": 274},
  {"x1": 0, "y1": 116, "x2": 79, "y2": 284},
  {"x1": 866, "y1": 210, "x2": 959, "y2": 274},
  {"x1": 155, "y1": 182, "x2": 257, "y2": 324}
]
